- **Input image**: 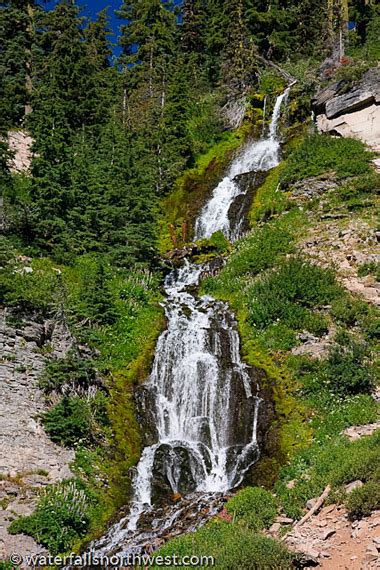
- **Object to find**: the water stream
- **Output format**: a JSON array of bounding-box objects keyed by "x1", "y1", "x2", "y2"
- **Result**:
[{"x1": 88, "y1": 89, "x2": 289, "y2": 556}]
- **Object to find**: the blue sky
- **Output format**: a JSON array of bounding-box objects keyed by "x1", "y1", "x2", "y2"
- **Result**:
[{"x1": 45, "y1": 0, "x2": 183, "y2": 57}]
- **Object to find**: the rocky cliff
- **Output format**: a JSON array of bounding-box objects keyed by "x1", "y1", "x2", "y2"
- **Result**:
[
  {"x1": 314, "y1": 68, "x2": 380, "y2": 151},
  {"x1": 0, "y1": 309, "x2": 74, "y2": 558}
]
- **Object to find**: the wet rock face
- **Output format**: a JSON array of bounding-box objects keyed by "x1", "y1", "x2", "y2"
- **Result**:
[
  {"x1": 135, "y1": 291, "x2": 267, "y2": 507},
  {"x1": 135, "y1": 385, "x2": 160, "y2": 447},
  {"x1": 313, "y1": 67, "x2": 380, "y2": 149},
  {"x1": 228, "y1": 171, "x2": 267, "y2": 238},
  {"x1": 150, "y1": 444, "x2": 211, "y2": 503}
]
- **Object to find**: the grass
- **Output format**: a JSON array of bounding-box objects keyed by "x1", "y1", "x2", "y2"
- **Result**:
[{"x1": 226, "y1": 487, "x2": 277, "y2": 531}]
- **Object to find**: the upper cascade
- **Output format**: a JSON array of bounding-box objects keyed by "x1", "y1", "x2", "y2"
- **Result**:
[{"x1": 194, "y1": 88, "x2": 290, "y2": 241}]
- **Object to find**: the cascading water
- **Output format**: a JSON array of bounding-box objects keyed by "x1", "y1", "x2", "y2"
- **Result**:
[
  {"x1": 194, "y1": 88, "x2": 290, "y2": 241},
  {"x1": 88, "y1": 90, "x2": 289, "y2": 557}
]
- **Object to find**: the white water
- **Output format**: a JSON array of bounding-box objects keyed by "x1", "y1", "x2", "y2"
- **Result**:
[
  {"x1": 194, "y1": 88, "x2": 290, "y2": 241},
  {"x1": 88, "y1": 91, "x2": 289, "y2": 556}
]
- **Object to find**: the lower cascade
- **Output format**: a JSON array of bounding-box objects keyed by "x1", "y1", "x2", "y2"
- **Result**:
[{"x1": 89, "y1": 90, "x2": 289, "y2": 556}]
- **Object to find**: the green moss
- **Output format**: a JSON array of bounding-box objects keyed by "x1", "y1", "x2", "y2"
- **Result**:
[
  {"x1": 158, "y1": 130, "x2": 246, "y2": 253},
  {"x1": 248, "y1": 163, "x2": 292, "y2": 223}
]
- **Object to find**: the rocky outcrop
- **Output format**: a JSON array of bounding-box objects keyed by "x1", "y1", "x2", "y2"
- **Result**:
[
  {"x1": 0, "y1": 310, "x2": 74, "y2": 478},
  {"x1": 7, "y1": 131, "x2": 33, "y2": 173},
  {"x1": 313, "y1": 68, "x2": 380, "y2": 150},
  {"x1": 299, "y1": 217, "x2": 380, "y2": 306},
  {"x1": 0, "y1": 309, "x2": 74, "y2": 558}
]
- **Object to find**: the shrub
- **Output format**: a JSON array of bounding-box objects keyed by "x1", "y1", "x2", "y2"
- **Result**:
[
  {"x1": 38, "y1": 351, "x2": 99, "y2": 395},
  {"x1": 8, "y1": 480, "x2": 92, "y2": 555},
  {"x1": 346, "y1": 482, "x2": 380, "y2": 519},
  {"x1": 154, "y1": 520, "x2": 293, "y2": 569},
  {"x1": 248, "y1": 257, "x2": 342, "y2": 331},
  {"x1": 226, "y1": 487, "x2": 278, "y2": 531},
  {"x1": 331, "y1": 297, "x2": 369, "y2": 326},
  {"x1": 281, "y1": 135, "x2": 372, "y2": 187},
  {"x1": 1, "y1": 260, "x2": 60, "y2": 316},
  {"x1": 323, "y1": 340, "x2": 374, "y2": 396},
  {"x1": 358, "y1": 261, "x2": 380, "y2": 281},
  {"x1": 41, "y1": 396, "x2": 97, "y2": 447}
]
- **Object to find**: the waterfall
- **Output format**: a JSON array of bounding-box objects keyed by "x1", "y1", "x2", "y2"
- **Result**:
[
  {"x1": 87, "y1": 90, "x2": 289, "y2": 556},
  {"x1": 194, "y1": 88, "x2": 290, "y2": 241}
]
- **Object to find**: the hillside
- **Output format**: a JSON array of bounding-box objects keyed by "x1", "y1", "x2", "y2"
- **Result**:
[{"x1": 0, "y1": 1, "x2": 379, "y2": 568}]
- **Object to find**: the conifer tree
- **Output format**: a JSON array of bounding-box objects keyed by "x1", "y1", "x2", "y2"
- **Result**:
[
  {"x1": 0, "y1": 0, "x2": 37, "y2": 126},
  {"x1": 222, "y1": 0, "x2": 256, "y2": 94},
  {"x1": 117, "y1": 0, "x2": 177, "y2": 92}
]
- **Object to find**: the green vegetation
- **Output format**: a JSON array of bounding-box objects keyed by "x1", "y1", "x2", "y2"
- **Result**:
[
  {"x1": 346, "y1": 481, "x2": 380, "y2": 519},
  {"x1": 226, "y1": 487, "x2": 277, "y2": 531},
  {"x1": 154, "y1": 520, "x2": 293, "y2": 570},
  {"x1": 280, "y1": 135, "x2": 373, "y2": 187},
  {"x1": 276, "y1": 429, "x2": 380, "y2": 520},
  {"x1": 248, "y1": 257, "x2": 342, "y2": 336},
  {"x1": 38, "y1": 351, "x2": 98, "y2": 395},
  {"x1": 8, "y1": 480, "x2": 99, "y2": 555},
  {"x1": 1, "y1": 0, "x2": 379, "y2": 562},
  {"x1": 41, "y1": 393, "x2": 108, "y2": 448},
  {"x1": 358, "y1": 261, "x2": 380, "y2": 281}
]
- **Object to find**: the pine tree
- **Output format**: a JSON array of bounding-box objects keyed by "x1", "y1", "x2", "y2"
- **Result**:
[
  {"x1": 81, "y1": 262, "x2": 118, "y2": 325},
  {"x1": 24, "y1": 1, "x2": 115, "y2": 256}
]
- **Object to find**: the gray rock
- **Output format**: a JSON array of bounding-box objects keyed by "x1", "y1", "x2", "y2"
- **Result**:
[
  {"x1": 322, "y1": 528, "x2": 336, "y2": 540},
  {"x1": 345, "y1": 480, "x2": 364, "y2": 494},
  {"x1": 325, "y1": 88, "x2": 376, "y2": 119},
  {"x1": 276, "y1": 515, "x2": 294, "y2": 524},
  {"x1": 269, "y1": 523, "x2": 281, "y2": 533},
  {"x1": 314, "y1": 68, "x2": 380, "y2": 119},
  {"x1": 306, "y1": 498, "x2": 318, "y2": 510}
]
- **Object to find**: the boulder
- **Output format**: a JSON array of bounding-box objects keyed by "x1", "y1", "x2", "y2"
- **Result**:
[
  {"x1": 313, "y1": 67, "x2": 380, "y2": 148},
  {"x1": 325, "y1": 87, "x2": 377, "y2": 119},
  {"x1": 345, "y1": 480, "x2": 364, "y2": 494},
  {"x1": 316, "y1": 104, "x2": 380, "y2": 148}
]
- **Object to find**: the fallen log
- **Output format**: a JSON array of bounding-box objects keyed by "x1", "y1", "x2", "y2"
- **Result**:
[{"x1": 295, "y1": 485, "x2": 332, "y2": 528}]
